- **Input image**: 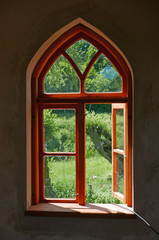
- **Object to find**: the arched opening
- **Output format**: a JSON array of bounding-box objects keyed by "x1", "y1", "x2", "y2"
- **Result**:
[{"x1": 26, "y1": 18, "x2": 133, "y2": 210}]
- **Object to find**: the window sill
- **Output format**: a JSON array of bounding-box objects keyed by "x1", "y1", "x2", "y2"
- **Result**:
[{"x1": 25, "y1": 203, "x2": 135, "y2": 218}]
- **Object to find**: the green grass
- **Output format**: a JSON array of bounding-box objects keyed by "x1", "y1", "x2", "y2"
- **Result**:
[
  {"x1": 45, "y1": 154, "x2": 121, "y2": 203},
  {"x1": 86, "y1": 154, "x2": 121, "y2": 203},
  {"x1": 45, "y1": 156, "x2": 76, "y2": 198}
]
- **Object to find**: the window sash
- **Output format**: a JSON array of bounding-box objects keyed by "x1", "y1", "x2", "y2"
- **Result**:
[
  {"x1": 112, "y1": 103, "x2": 128, "y2": 203},
  {"x1": 39, "y1": 104, "x2": 79, "y2": 203}
]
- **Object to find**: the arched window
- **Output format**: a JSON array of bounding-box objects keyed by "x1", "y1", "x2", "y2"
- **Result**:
[{"x1": 27, "y1": 20, "x2": 133, "y2": 210}]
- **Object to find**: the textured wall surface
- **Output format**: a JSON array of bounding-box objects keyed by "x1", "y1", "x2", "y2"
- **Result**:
[{"x1": 0, "y1": 0, "x2": 159, "y2": 239}]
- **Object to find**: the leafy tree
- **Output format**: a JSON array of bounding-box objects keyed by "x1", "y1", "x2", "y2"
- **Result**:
[
  {"x1": 86, "y1": 110, "x2": 112, "y2": 162},
  {"x1": 44, "y1": 109, "x2": 75, "y2": 153},
  {"x1": 66, "y1": 39, "x2": 98, "y2": 73},
  {"x1": 44, "y1": 40, "x2": 122, "y2": 98},
  {"x1": 44, "y1": 55, "x2": 80, "y2": 93},
  {"x1": 85, "y1": 54, "x2": 121, "y2": 93}
]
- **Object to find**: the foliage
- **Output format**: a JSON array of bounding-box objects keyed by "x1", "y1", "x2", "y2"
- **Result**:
[
  {"x1": 86, "y1": 110, "x2": 112, "y2": 138},
  {"x1": 44, "y1": 109, "x2": 114, "y2": 156},
  {"x1": 44, "y1": 109, "x2": 75, "y2": 152},
  {"x1": 44, "y1": 108, "x2": 123, "y2": 160},
  {"x1": 116, "y1": 109, "x2": 124, "y2": 149},
  {"x1": 43, "y1": 39, "x2": 124, "y2": 203},
  {"x1": 44, "y1": 40, "x2": 122, "y2": 94},
  {"x1": 44, "y1": 55, "x2": 80, "y2": 93},
  {"x1": 44, "y1": 109, "x2": 57, "y2": 141},
  {"x1": 86, "y1": 110, "x2": 112, "y2": 161},
  {"x1": 66, "y1": 39, "x2": 98, "y2": 73},
  {"x1": 86, "y1": 103, "x2": 111, "y2": 113},
  {"x1": 85, "y1": 53, "x2": 121, "y2": 93}
]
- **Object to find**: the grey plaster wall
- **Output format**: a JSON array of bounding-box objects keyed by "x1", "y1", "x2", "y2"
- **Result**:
[{"x1": 0, "y1": 0, "x2": 159, "y2": 239}]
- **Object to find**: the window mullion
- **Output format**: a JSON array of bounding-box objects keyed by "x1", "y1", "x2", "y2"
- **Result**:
[{"x1": 78, "y1": 102, "x2": 86, "y2": 205}]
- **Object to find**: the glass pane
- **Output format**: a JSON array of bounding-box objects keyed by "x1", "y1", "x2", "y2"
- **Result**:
[
  {"x1": 66, "y1": 39, "x2": 98, "y2": 74},
  {"x1": 85, "y1": 54, "x2": 122, "y2": 93},
  {"x1": 44, "y1": 55, "x2": 80, "y2": 93},
  {"x1": 44, "y1": 156, "x2": 76, "y2": 198},
  {"x1": 115, "y1": 154, "x2": 124, "y2": 194},
  {"x1": 116, "y1": 109, "x2": 124, "y2": 150},
  {"x1": 85, "y1": 104, "x2": 121, "y2": 204},
  {"x1": 44, "y1": 109, "x2": 75, "y2": 152}
]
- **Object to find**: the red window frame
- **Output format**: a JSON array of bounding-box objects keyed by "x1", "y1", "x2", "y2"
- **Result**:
[
  {"x1": 112, "y1": 103, "x2": 128, "y2": 203},
  {"x1": 31, "y1": 24, "x2": 132, "y2": 207},
  {"x1": 39, "y1": 104, "x2": 79, "y2": 203}
]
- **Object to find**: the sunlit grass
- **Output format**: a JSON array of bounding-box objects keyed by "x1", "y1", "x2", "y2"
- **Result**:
[
  {"x1": 45, "y1": 156, "x2": 76, "y2": 198},
  {"x1": 86, "y1": 153, "x2": 121, "y2": 203},
  {"x1": 45, "y1": 154, "x2": 121, "y2": 203}
]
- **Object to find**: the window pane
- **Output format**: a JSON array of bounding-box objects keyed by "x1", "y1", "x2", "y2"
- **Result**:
[
  {"x1": 44, "y1": 156, "x2": 76, "y2": 198},
  {"x1": 85, "y1": 54, "x2": 122, "y2": 93},
  {"x1": 44, "y1": 55, "x2": 80, "y2": 93},
  {"x1": 85, "y1": 104, "x2": 120, "y2": 203},
  {"x1": 44, "y1": 109, "x2": 75, "y2": 152},
  {"x1": 115, "y1": 154, "x2": 124, "y2": 194},
  {"x1": 116, "y1": 109, "x2": 124, "y2": 150},
  {"x1": 66, "y1": 39, "x2": 98, "y2": 74}
]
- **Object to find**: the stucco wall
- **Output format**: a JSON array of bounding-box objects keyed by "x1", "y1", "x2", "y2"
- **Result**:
[{"x1": 0, "y1": 0, "x2": 159, "y2": 239}]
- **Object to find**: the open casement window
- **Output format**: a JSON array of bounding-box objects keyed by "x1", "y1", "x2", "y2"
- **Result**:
[
  {"x1": 31, "y1": 23, "x2": 132, "y2": 208},
  {"x1": 112, "y1": 103, "x2": 128, "y2": 203}
]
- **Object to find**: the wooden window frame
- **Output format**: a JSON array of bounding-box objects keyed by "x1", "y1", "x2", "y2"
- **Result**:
[
  {"x1": 30, "y1": 23, "x2": 133, "y2": 209},
  {"x1": 39, "y1": 104, "x2": 79, "y2": 204},
  {"x1": 112, "y1": 103, "x2": 128, "y2": 203}
]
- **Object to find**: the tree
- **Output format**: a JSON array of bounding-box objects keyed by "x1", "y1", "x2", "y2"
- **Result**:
[
  {"x1": 44, "y1": 39, "x2": 122, "y2": 96},
  {"x1": 86, "y1": 110, "x2": 112, "y2": 163}
]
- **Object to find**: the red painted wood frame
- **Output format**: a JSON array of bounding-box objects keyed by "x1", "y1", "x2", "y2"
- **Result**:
[
  {"x1": 31, "y1": 24, "x2": 132, "y2": 207},
  {"x1": 112, "y1": 103, "x2": 128, "y2": 203},
  {"x1": 38, "y1": 104, "x2": 79, "y2": 203}
]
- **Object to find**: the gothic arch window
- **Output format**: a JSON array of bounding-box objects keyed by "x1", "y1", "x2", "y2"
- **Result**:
[{"x1": 27, "y1": 20, "x2": 133, "y2": 211}]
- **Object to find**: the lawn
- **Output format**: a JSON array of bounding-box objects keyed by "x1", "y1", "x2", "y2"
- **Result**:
[{"x1": 45, "y1": 154, "x2": 121, "y2": 204}]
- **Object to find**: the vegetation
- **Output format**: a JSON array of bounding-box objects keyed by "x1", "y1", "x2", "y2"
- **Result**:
[
  {"x1": 44, "y1": 109, "x2": 123, "y2": 203},
  {"x1": 45, "y1": 154, "x2": 121, "y2": 204},
  {"x1": 43, "y1": 39, "x2": 124, "y2": 203},
  {"x1": 86, "y1": 109, "x2": 112, "y2": 162},
  {"x1": 44, "y1": 39, "x2": 122, "y2": 94}
]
